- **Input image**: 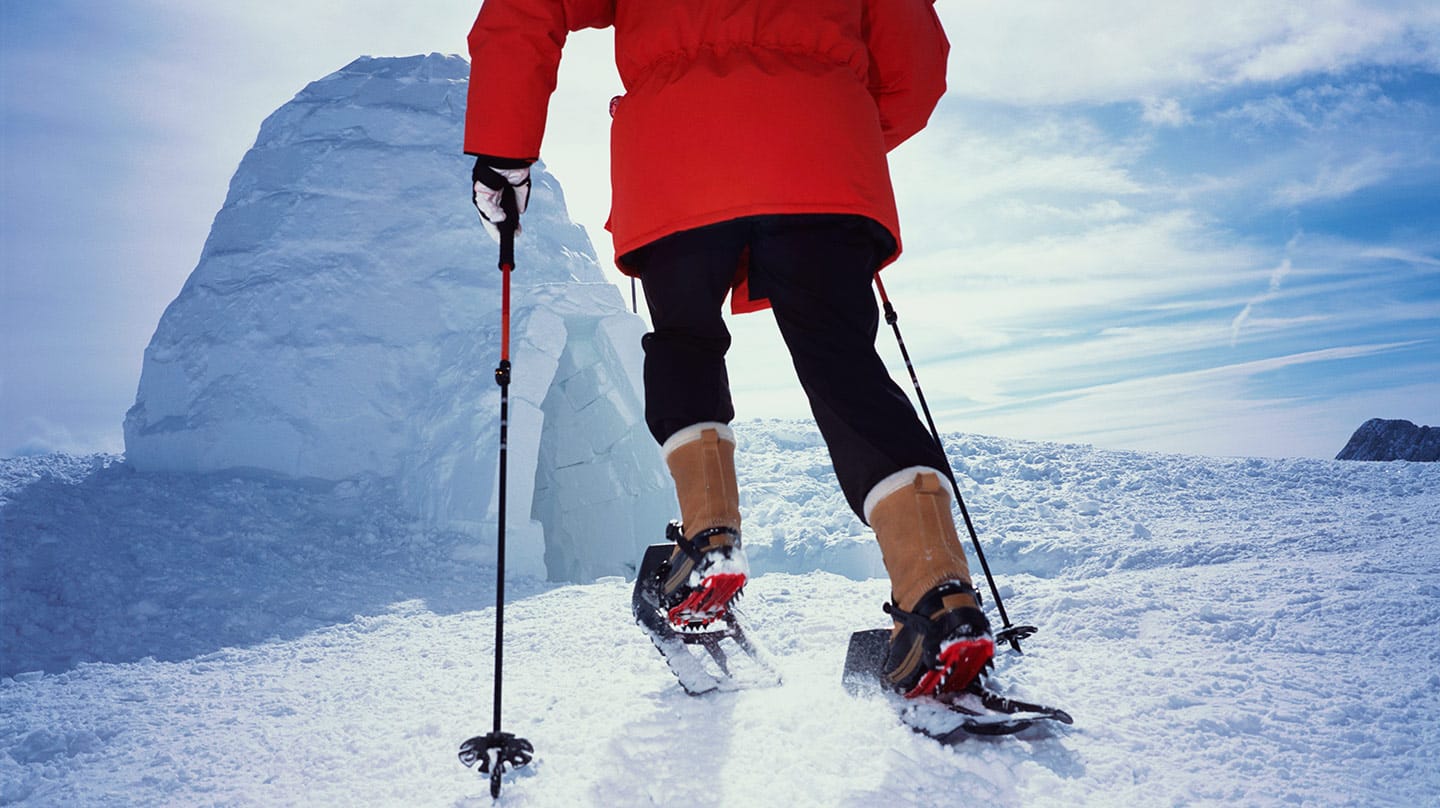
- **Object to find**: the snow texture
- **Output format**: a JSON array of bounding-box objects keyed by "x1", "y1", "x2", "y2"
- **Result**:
[
  {"x1": 4, "y1": 426, "x2": 1439, "y2": 806},
  {"x1": 1336, "y1": 418, "x2": 1440, "y2": 462},
  {"x1": 122, "y1": 54, "x2": 670, "y2": 581},
  {"x1": 9, "y1": 48, "x2": 1439, "y2": 808}
]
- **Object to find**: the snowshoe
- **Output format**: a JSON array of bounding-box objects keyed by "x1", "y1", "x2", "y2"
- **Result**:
[
  {"x1": 881, "y1": 580, "x2": 995, "y2": 698},
  {"x1": 842, "y1": 628, "x2": 1072, "y2": 739},
  {"x1": 633, "y1": 540, "x2": 780, "y2": 695},
  {"x1": 658, "y1": 521, "x2": 749, "y2": 628}
]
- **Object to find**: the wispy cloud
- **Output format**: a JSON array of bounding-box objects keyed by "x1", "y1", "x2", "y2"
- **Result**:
[
  {"x1": 1220, "y1": 81, "x2": 1410, "y2": 132},
  {"x1": 1231, "y1": 257, "x2": 1294, "y2": 344},
  {"x1": 1359, "y1": 247, "x2": 1440, "y2": 269},
  {"x1": 1231, "y1": 5, "x2": 1440, "y2": 82},
  {"x1": 1271, "y1": 152, "x2": 1405, "y2": 206},
  {"x1": 936, "y1": 1, "x2": 1440, "y2": 104},
  {"x1": 935, "y1": 342, "x2": 1436, "y2": 458},
  {"x1": 895, "y1": 117, "x2": 1145, "y2": 206},
  {"x1": 1142, "y1": 98, "x2": 1193, "y2": 127}
]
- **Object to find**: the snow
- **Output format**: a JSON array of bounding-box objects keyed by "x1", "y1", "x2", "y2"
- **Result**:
[
  {"x1": 122, "y1": 54, "x2": 671, "y2": 582},
  {"x1": 8, "y1": 48, "x2": 1440, "y2": 808},
  {"x1": 5, "y1": 427, "x2": 1439, "y2": 805}
]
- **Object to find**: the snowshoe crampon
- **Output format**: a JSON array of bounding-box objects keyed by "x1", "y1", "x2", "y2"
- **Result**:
[
  {"x1": 633, "y1": 543, "x2": 781, "y2": 695},
  {"x1": 842, "y1": 628, "x2": 1072, "y2": 740}
]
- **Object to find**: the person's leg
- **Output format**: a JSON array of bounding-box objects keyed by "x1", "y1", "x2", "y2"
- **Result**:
[
  {"x1": 747, "y1": 215, "x2": 948, "y2": 522},
  {"x1": 751, "y1": 214, "x2": 992, "y2": 693},
  {"x1": 634, "y1": 222, "x2": 745, "y2": 445},
  {"x1": 631, "y1": 221, "x2": 750, "y2": 625}
]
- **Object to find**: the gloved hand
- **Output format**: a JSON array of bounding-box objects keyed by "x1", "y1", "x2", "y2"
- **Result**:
[{"x1": 471, "y1": 156, "x2": 531, "y2": 240}]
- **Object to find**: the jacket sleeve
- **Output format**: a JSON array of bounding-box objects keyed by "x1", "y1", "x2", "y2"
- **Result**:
[
  {"x1": 464, "y1": 0, "x2": 614, "y2": 160},
  {"x1": 862, "y1": 0, "x2": 950, "y2": 151}
]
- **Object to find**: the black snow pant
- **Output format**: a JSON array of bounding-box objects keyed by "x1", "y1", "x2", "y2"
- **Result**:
[{"x1": 628, "y1": 214, "x2": 950, "y2": 523}]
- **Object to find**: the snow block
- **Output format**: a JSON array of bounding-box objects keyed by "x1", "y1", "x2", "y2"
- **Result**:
[{"x1": 124, "y1": 54, "x2": 670, "y2": 581}]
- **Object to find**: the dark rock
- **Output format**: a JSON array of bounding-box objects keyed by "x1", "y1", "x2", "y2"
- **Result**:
[{"x1": 1336, "y1": 418, "x2": 1440, "y2": 461}]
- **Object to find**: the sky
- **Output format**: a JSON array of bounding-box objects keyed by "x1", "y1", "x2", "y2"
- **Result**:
[{"x1": 2, "y1": 0, "x2": 1437, "y2": 460}]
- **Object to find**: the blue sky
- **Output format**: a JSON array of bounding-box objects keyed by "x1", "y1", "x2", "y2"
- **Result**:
[{"x1": 2, "y1": 1, "x2": 1437, "y2": 459}]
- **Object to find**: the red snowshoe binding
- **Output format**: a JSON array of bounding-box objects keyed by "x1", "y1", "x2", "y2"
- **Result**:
[
  {"x1": 658, "y1": 522, "x2": 748, "y2": 627},
  {"x1": 882, "y1": 580, "x2": 995, "y2": 698}
]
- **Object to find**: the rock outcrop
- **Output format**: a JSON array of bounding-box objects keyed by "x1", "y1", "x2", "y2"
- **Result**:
[{"x1": 1336, "y1": 418, "x2": 1440, "y2": 462}]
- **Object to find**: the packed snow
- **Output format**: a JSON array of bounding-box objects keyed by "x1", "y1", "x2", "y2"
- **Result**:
[{"x1": 4, "y1": 428, "x2": 1438, "y2": 806}]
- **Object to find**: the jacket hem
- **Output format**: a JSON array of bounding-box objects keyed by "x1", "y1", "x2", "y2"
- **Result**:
[{"x1": 611, "y1": 203, "x2": 901, "y2": 276}]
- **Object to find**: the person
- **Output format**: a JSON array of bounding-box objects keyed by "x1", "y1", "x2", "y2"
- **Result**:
[{"x1": 465, "y1": 0, "x2": 993, "y2": 698}]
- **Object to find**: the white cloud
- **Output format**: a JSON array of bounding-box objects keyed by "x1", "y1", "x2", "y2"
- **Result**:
[
  {"x1": 902, "y1": 210, "x2": 1266, "y2": 293},
  {"x1": 1230, "y1": 257, "x2": 1293, "y2": 345},
  {"x1": 994, "y1": 199, "x2": 1137, "y2": 225},
  {"x1": 887, "y1": 111, "x2": 1153, "y2": 251},
  {"x1": 1232, "y1": 4, "x2": 1440, "y2": 83},
  {"x1": 1221, "y1": 82, "x2": 1404, "y2": 132},
  {"x1": 1358, "y1": 247, "x2": 1440, "y2": 269},
  {"x1": 1271, "y1": 151, "x2": 1404, "y2": 205},
  {"x1": 897, "y1": 119, "x2": 1145, "y2": 206},
  {"x1": 936, "y1": 1, "x2": 1440, "y2": 104},
  {"x1": 936, "y1": 342, "x2": 1436, "y2": 458},
  {"x1": 1142, "y1": 98, "x2": 1192, "y2": 127}
]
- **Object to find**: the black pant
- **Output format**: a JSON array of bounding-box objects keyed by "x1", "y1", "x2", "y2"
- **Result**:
[{"x1": 630, "y1": 214, "x2": 949, "y2": 522}]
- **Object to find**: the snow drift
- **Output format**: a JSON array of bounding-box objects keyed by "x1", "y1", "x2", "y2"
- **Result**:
[
  {"x1": 4, "y1": 427, "x2": 1439, "y2": 805},
  {"x1": 122, "y1": 54, "x2": 670, "y2": 580}
]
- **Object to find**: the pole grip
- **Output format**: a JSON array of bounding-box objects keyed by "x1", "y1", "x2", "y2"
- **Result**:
[
  {"x1": 498, "y1": 223, "x2": 516, "y2": 273},
  {"x1": 499, "y1": 259, "x2": 512, "y2": 366},
  {"x1": 497, "y1": 184, "x2": 519, "y2": 271},
  {"x1": 496, "y1": 193, "x2": 517, "y2": 365}
]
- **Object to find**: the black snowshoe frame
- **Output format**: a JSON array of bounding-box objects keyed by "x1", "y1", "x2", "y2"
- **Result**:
[
  {"x1": 842, "y1": 629, "x2": 1072, "y2": 739},
  {"x1": 633, "y1": 543, "x2": 781, "y2": 695}
]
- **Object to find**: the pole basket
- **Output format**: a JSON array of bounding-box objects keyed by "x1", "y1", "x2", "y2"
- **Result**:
[{"x1": 458, "y1": 731, "x2": 534, "y2": 798}]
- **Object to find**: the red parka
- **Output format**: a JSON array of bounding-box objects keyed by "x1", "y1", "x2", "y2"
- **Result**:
[{"x1": 464, "y1": 0, "x2": 949, "y2": 309}]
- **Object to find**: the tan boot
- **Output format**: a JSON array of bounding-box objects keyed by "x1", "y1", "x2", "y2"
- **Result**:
[
  {"x1": 866, "y1": 467, "x2": 973, "y2": 609},
  {"x1": 659, "y1": 422, "x2": 747, "y2": 626},
  {"x1": 865, "y1": 467, "x2": 993, "y2": 696}
]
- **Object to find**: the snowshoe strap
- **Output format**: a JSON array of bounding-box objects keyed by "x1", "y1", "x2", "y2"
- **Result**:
[
  {"x1": 883, "y1": 600, "x2": 933, "y2": 634},
  {"x1": 666, "y1": 521, "x2": 741, "y2": 564},
  {"x1": 883, "y1": 580, "x2": 981, "y2": 633}
]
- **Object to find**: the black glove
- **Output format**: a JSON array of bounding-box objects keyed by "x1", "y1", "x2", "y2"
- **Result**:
[{"x1": 471, "y1": 156, "x2": 531, "y2": 240}]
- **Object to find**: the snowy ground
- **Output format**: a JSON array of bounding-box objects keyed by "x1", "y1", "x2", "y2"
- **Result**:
[{"x1": 3, "y1": 422, "x2": 1439, "y2": 806}]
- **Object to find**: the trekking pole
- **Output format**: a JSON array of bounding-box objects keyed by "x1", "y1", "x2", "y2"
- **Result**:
[
  {"x1": 872, "y1": 273, "x2": 1037, "y2": 654},
  {"x1": 458, "y1": 190, "x2": 534, "y2": 798}
]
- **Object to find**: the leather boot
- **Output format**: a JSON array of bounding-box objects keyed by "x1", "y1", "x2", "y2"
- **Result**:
[
  {"x1": 659, "y1": 422, "x2": 747, "y2": 626},
  {"x1": 865, "y1": 467, "x2": 992, "y2": 696}
]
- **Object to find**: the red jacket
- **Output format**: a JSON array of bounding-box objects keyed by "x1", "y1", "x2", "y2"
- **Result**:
[{"x1": 465, "y1": 0, "x2": 949, "y2": 309}]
